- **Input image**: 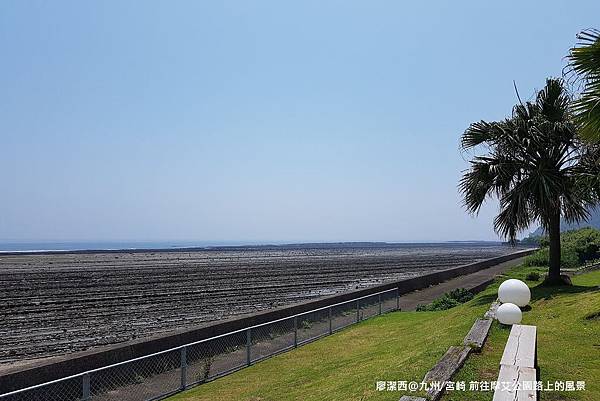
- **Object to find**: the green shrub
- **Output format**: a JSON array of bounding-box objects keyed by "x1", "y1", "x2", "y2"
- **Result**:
[
  {"x1": 531, "y1": 227, "x2": 600, "y2": 268},
  {"x1": 561, "y1": 245, "x2": 580, "y2": 268},
  {"x1": 524, "y1": 248, "x2": 549, "y2": 267},
  {"x1": 416, "y1": 288, "x2": 473, "y2": 311},
  {"x1": 446, "y1": 288, "x2": 475, "y2": 303},
  {"x1": 562, "y1": 227, "x2": 600, "y2": 263},
  {"x1": 523, "y1": 243, "x2": 581, "y2": 269}
]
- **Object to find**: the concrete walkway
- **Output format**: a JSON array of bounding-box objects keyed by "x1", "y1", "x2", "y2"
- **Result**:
[{"x1": 397, "y1": 257, "x2": 526, "y2": 311}]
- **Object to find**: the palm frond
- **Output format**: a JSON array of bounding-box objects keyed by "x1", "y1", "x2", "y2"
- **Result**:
[
  {"x1": 493, "y1": 182, "x2": 532, "y2": 243},
  {"x1": 459, "y1": 160, "x2": 495, "y2": 215},
  {"x1": 460, "y1": 121, "x2": 496, "y2": 150},
  {"x1": 568, "y1": 29, "x2": 600, "y2": 140}
]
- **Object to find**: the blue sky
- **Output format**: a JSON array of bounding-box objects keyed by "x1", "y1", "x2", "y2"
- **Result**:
[{"x1": 1, "y1": 1, "x2": 599, "y2": 243}]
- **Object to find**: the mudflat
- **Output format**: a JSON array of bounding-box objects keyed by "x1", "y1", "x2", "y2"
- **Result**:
[{"x1": 0, "y1": 243, "x2": 519, "y2": 366}]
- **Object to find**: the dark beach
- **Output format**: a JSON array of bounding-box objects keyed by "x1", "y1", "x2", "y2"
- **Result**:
[{"x1": 0, "y1": 243, "x2": 521, "y2": 367}]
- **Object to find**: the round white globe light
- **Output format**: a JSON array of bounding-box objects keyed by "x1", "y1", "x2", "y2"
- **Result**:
[
  {"x1": 497, "y1": 302, "x2": 522, "y2": 325},
  {"x1": 498, "y1": 279, "x2": 531, "y2": 307}
]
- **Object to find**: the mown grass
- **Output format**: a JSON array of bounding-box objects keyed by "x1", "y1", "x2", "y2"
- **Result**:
[
  {"x1": 169, "y1": 267, "x2": 599, "y2": 401},
  {"x1": 169, "y1": 302, "x2": 488, "y2": 401},
  {"x1": 442, "y1": 268, "x2": 600, "y2": 401}
]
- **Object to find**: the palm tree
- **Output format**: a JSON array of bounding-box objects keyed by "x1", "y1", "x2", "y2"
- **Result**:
[
  {"x1": 459, "y1": 78, "x2": 600, "y2": 284},
  {"x1": 568, "y1": 29, "x2": 600, "y2": 140}
]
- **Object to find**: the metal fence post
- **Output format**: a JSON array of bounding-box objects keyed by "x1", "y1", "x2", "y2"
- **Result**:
[
  {"x1": 82, "y1": 373, "x2": 90, "y2": 401},
  {"x1": 180, "y1": 346, "x2": 187, "y2": 390},
  {"x1": 293, "y1": 316, "x2": 298, "y2": 347},
  {"x1": 246, "y1": 328, "x2": 252, "y2": 366},
  {"x1": 22, "y1": 289, "x2": 424, "y2": 401}
]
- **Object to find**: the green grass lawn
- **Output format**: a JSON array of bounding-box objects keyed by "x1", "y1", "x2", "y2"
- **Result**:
[
  {"x1": 442, "y1": 268, "x2": 600, "y2": 401},
  {"x1": 168, "y1": 267, "x2": 600, "y2": 401}
]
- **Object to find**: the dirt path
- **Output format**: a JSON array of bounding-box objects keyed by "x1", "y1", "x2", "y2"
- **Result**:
[{"x1": 397, "y1": 257, "x2": 526, "y2": 310}]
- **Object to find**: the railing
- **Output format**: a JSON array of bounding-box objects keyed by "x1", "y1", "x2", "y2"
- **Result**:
[{"x1": 0, "y1": 287, "x2": 400, "y2": 401}]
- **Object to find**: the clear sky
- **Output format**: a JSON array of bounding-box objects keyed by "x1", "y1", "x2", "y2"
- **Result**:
[{"x1": 1, "y1": 1, "x2": 599, "y2": 243}]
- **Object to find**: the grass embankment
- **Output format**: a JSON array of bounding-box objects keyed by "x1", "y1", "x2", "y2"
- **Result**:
[
  {"x1": 169, "y1": 267, "x2": 599, "y2": 401},
  {"x1": 442, "y1": 267, "x2": 600, "y2": 401}
]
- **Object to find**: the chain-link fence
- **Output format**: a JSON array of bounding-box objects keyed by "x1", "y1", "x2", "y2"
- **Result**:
[{"x1": 0, "y1": 288, "x2": 399, "y2": 401}]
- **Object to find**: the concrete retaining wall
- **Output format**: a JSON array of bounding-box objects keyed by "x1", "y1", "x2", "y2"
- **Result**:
[{"x1": 0, "y1": 248, "x2": 536, "y2": 392}]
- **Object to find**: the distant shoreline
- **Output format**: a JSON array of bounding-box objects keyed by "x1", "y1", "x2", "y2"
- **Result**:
[{"x1": 0, "y1": 240, "x2": 510, "y2": 256}]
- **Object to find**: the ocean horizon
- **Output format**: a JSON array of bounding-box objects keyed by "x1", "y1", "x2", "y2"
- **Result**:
[{"x1": 0, "y1": 240, "x2": 507, "y2": 253}]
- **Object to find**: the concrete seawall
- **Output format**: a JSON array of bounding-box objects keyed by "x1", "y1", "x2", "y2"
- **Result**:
[{"x1": 0, "y1": 248, "x2": 536, "y2": 392}]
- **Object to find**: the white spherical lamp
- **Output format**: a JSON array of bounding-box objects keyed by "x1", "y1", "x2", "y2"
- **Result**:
[
  {"x1": 498, "y1": 279, "x2": 531, "y2": 307},
  {"x1": 497, "y1": 302, "x2": 522, "y2": 325}
]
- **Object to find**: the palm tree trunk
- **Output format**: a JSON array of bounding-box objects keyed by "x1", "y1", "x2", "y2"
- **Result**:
[{"x1": 547, "y1": 211, "x2": 562, "y2": 284}]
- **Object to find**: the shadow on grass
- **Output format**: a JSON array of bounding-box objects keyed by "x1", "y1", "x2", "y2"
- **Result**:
[
  {"x1": 530, "y1": 284, "x2": 598, "y2": 302},
  {"x1": 469, "y1": 281, "x2": 597, "y2": 307},
  {"x1": 470, "y1": 293, "x2": 499, "y2": 307}
]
